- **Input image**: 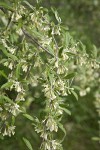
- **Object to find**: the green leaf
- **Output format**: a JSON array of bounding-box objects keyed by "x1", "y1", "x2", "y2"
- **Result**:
[
  {"x1": 0, "y1": 2, "x2": 14, "y2": 11},
  {"x1": 92, "y1": 45, "x2": 97, "y2": 58},
  {"x1": 58, "y1": 46, "x2": 63, "y2": 57},
  {"x1": 1, "y1": 82, "x2": 13, "y2": 89},
  {"x1": 23, "y1": 1, "x2": 35, "y2": 10},
  {"x1": 48, "y1": 73, "x2": 54, "y2": 84},
  {"x1": 61, "y1": 107, "x2": 71, "y2": 115},
  {"x1": 58, "y1": 123, "x2": 66, "y2": 143},
  {"x1": 12, "y1": 116, "x2": 15, "y2": 125},
  {"x1": 0, "y1": 59, "x2": 7, "y2": 64},
  {"x1": 32, "y1": 30, "x2": 43, "y2": 39},
  {"x1": 36, "y1": 0, "x2": 42, "y2": 4},
  {"x1": 71, "y1": 90, "x2": 78, "y2": 101},
  {"x1": 73, "y1": 86, "x2": 81, "y2": 91},
  {"x1": 16, "y1": 63, "x2": 21, "y2": 79},
  {"x1": 66, "y1": 52, "x2": 75, "y2": 56},
  {"x1": 0, "y1": 95, "x2": 14, "y2": 104},
  {"x1": 51, "y1": 7, "x2": 61, "y2": 23},
  {"x1": 64, "y1": 32, "x2": 71, "y2": 47},
  {"x1": 92, "y1": 137, "x2": 100, "y2": 141},
  {"x1": 7, "y1": 53, "x2": 18, "y2": 61},
  {"x1": 65, "y1": 72, "x2": 76, "y2": 79},
  {"x1": 23, "y1": 137, "x2": 33, "y2": 150},
  {"x1": 79, "y1": 41, "x2": 86, "y2": 52},
  {"x1": 23, "y1": 114, "x2": 34, "y2": 121},
  {"x1": 0, "y1": 45, "x2": 18, "y2": 61},
  {"x1": 46, "y1": 45, "x2": 54, "y2": 56},
  {"x1": 0, "y1": 70, "x2": 7, "y2": 79}
]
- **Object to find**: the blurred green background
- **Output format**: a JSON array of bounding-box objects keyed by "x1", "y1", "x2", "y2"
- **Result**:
[{"x1": 0, "y1": 0, "x2": 100, "y2": 150}]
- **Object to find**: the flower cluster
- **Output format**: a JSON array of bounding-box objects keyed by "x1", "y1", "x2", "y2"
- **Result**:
[
  {"x1": 2, "y1": 126, "x2": 16, "y2": 137},
  {"x1": 0, "y1": 1, "x2": 99, "y2": 150}
]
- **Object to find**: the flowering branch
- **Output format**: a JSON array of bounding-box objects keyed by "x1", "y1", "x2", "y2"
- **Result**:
[{"x1": 22, "y1": 28, "x2": 55, "y2": 57}]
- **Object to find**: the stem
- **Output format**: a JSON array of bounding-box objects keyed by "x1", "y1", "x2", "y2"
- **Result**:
[
  {"x1": 22, "y1": 28, "x2": 55, "y2": 57},
  {"x1": 6, "y1": 12, "x2": 15, "y2": 31}
]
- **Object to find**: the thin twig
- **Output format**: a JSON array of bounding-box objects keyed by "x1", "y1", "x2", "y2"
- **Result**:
[{"x1": 22, "y1": 28, "x2": 55, "y2": 57}]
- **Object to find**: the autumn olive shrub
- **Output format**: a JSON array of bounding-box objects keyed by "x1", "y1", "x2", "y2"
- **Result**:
[{"x1": 0, "y1": 0, "x2": 100, "y2": 149}]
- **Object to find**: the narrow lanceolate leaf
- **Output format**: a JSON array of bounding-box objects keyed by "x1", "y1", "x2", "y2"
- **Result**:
[
  {"x1": 0, "y1": 95, "x2": 14, "y2": 104},
  {"x1": 44, "y1": 45, "x2": 55, "y2": 56},
  {"x1": 23, "y1": 114, "x2": 34, "y2": 121},
  {"x1": 0, "y1": 70, "x2": 7, "y2": 79},
  {"x1": 61, "y1": 107, "x2": 71, "y2": 115},
  {"x1": 65, "y1": 72, "x2": 76, "y2": 79},
  {"x1": 0, "y1": 45, "x2": 18, "y2": 61},
  {"x1": 16, "y1": 63, "x2": 21, "y2": 79},
  {"x1": 58, "y1": 123, "x2": 66, "y2": 143},
  {"x1": 64, "y1": 32, "x2": 71, "y2": 47},
  {"x1": 23, "y1": 137, "x2": 33, "y2": 150},
  {"x1": 23, "y1": 1, "x2": 35, "y2": 10},
  {"x1": 0, "y1": 2, "x2": 14, "y2": 11},
  {"x1": 71, "y1": 90, "x2": 78, "y2": 101},
  {"x1": 1, "y1": 82, "x2": 13, "y2": 89},
  {"x1": 0, "y1": 59, "x2": 7, "y2": 64},
  {"x1": 51, "y1": 7, "x2": 61, "y2": 23},
  {"x1": 92, "y1": 137, "x2": 100, "y2": 141},
  {"x1": 58, "y1": 46, "x2": 63, "y2": 57},
  {"x1": 92, "y1": 45, "x2": 97, "y2": 58}
]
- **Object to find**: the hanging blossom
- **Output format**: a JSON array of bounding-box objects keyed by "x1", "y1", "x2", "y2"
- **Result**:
[
  {"x1": 46, "y1": 117, "x2": 58, "y2": 132},
  {"x1": 3, "y1": 126, "x2": 16, "y2": 137},
  {"x1": 2, "y1": 39, "x2": 16, "y2": 54},
  {"x1": 0, "y1": 1, "x2": 99, "y2": 150},
  {"x1": 4, "y1": 103, "x2": 21, "y2": 116}
]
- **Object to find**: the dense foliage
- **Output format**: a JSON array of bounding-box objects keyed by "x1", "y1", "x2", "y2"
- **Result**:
[{"x1": 0, "y1": 0, "x2": 100, "y2": 150}]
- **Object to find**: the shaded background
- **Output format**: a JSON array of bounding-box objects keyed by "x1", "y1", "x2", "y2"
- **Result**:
[{"x1": 0, "y1": 0, "x2": 100, "y2": 150}]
